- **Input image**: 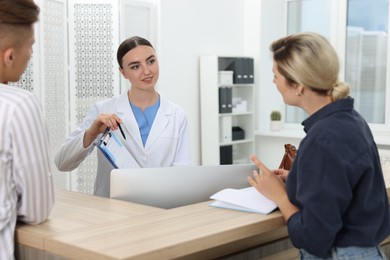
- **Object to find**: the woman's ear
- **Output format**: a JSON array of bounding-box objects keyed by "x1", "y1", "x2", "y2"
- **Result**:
[
  {"x1": 118, "y1": 67, "x2": 127, "y2": 79},
  {"x1": 295, "y1": 84, "x2": 305, "y2": 96}
]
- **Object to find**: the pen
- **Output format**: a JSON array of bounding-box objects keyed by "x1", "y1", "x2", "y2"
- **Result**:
[{"x1": 118, "y1": 123, "x2": 126, "y2": 140}]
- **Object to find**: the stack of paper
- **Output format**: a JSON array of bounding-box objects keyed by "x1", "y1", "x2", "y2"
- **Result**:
[{"x1": 209, "y1": 186, "x2": 278, "y2": 214}]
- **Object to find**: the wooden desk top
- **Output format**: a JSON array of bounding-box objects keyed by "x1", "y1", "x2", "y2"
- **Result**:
[
  {"x1": 44, "y1": 201, "x2": 285, "y2": 259},
  {"x1": 16, "y1": 188, "x2": 163, "y2": 250},
  {"x1": 16, "y1": 165, "x2": 390, "y2": 259}
]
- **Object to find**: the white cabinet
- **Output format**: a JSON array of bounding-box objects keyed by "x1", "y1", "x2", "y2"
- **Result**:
[{"x1": 200, "y1": 55, "x2": 255, "y2": 165}]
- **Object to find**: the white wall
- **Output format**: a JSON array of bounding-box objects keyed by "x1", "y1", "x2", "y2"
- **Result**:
[
  {"x1": 255, "y1": 0, "x2": 304, "y2": 167},
  {"x1": 156, "y1": 0, "x2": 299, "y2": 167},
  {"x1": 257, "y1": 0, "x2": 287, "y2": 133},
  {"x1": 157, "y1": 0, "x2": 247, "y2": 165}
]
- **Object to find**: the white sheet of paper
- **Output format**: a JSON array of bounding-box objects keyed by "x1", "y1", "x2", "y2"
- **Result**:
[{"x1": 210, "y1": 186, "x2": 277, "y2": 214}]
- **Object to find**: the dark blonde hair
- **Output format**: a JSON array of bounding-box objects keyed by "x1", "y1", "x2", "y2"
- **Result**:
[{"x1": 271, "y1": 32, "x2": 349, "y2": 101}]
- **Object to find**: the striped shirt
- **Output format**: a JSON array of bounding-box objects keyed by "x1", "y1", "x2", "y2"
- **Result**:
[{"x1": 0, "y1": 84, "x2": 55, "y2": 260}]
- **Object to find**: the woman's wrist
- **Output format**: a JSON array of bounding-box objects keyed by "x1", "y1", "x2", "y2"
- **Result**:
[
  {"x1": 83, "y1": 128, "x2": 99, "y2": 148},
  {"x1": 277, "y1": 194, "x2": 299, "y2": 222}
]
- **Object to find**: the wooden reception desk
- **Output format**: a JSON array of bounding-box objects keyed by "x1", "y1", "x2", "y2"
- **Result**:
[{"x1": 16, "y1": 164, "x2": 390, "y2": 259}]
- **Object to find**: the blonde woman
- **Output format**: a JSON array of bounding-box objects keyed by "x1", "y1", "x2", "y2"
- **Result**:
[{"x1": 248, "y1": 32, "x2": 389, "y2": 259}]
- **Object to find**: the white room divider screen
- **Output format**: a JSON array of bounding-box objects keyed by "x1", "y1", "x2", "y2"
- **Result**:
[
  {"x1": 68, "y1": 0, "x2": 120, "y2": 193},
  {"x1": 12, "y1": 0, "x2": 158, "y2": 194},
  {"x1": 10, "y1": 0, "x2": 69, "y2": 191}
]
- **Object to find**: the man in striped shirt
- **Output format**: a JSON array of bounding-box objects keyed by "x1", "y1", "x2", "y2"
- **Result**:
[{"x1": 0, "y1": 1, "x2": 55, "y2": 259}]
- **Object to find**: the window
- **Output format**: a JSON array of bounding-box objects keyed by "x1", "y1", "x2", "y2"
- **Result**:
[
  {"x1": 346, "y1": 0, "x2": 388, "y2": 124},
  {"x1": 286, "y1": 0, "x2": 389, "y2": 130},
  {"x1": 286, "y1": 0, "x2": 332, "y2": 123}
]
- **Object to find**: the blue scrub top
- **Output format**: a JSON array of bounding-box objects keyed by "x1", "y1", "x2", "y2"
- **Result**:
[{"x1": 130, "y1": 97, "x2": 160, "y2": 146}]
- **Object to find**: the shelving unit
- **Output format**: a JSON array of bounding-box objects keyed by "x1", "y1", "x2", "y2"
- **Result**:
[{"x1": 200, "y1": 55, "x2": 255, "y2": 165}]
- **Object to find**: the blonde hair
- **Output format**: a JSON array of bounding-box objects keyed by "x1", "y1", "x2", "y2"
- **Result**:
[{"x1": 271, "y1": 32, "x2": 349, "y2": 101}]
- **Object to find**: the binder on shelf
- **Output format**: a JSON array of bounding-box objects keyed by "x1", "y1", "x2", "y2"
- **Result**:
[
  {"x1": 227, "y1": 58, "x2": 254, "y2": 84},
  {"x1": 218, "y1": 87, "x2": 232, "y2": 113},
  {"x1": 220, "y1": 116, "x2": 232, "y2": 143},
  {"x1": 245, "y1": 58, "x2": 254, "y2": 84},
  {"x1": 218, "y1": 87, "x2": 227, "y2": 113},
  {"x1": 227, "y1": 58, "x2": 244, "y2": 84},
  {"x1": 226, "y1": 87, "x2": 232, "y2": 113},
  {"x1": 220, "y1": 145, "x2": 233, "y2": 165},
  {"x1": 242, "y1": 58, "x2": 249, "y2": 83}
]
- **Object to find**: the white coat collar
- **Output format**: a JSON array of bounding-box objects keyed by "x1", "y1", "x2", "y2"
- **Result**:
[{"x1": 115, "y1": 91, "x2": 171, "y2": 151}]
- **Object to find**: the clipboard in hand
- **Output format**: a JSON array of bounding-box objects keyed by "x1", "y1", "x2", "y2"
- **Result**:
[{"x1": 97, "y1": 128, "x2": 140, "y2": 169}]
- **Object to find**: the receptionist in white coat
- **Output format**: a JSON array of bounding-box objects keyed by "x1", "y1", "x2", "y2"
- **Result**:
[{"x1": 55, "y1": 36, "x2": 190, "y2": 197}]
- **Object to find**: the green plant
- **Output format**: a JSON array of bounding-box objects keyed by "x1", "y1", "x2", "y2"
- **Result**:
[{"x1": 270, "y1": 110, "x2": 282, "y2": 121}]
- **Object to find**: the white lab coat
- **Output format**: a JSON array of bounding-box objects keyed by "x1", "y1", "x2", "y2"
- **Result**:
[{"x1": 55, "y1": 92, "x2": 190, "y2": 197}]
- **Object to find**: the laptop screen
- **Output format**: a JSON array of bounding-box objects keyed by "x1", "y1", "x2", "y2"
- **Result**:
[{"x1": 110, "y1": 164, "x2": 256, "y2": 209}]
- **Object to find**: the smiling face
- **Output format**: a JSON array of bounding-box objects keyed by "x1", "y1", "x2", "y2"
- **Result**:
[{"x1": 119, "y1": 45, "x2": 159, "y2": 92}]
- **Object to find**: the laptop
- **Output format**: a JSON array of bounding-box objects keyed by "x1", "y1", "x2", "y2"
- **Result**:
[{"x1": 110, "y1": 164, "x2": 257, "y2": 209}]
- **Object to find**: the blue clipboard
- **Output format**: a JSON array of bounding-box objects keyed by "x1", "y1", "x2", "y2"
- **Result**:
[{"x1": 97, "y1": 128, "x2": 140, "y2": 169}]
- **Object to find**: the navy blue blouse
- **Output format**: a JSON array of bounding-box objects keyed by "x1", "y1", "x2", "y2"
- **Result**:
[{"x1": 286, "y1": 97, "x2": 390, "y2": 257}]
